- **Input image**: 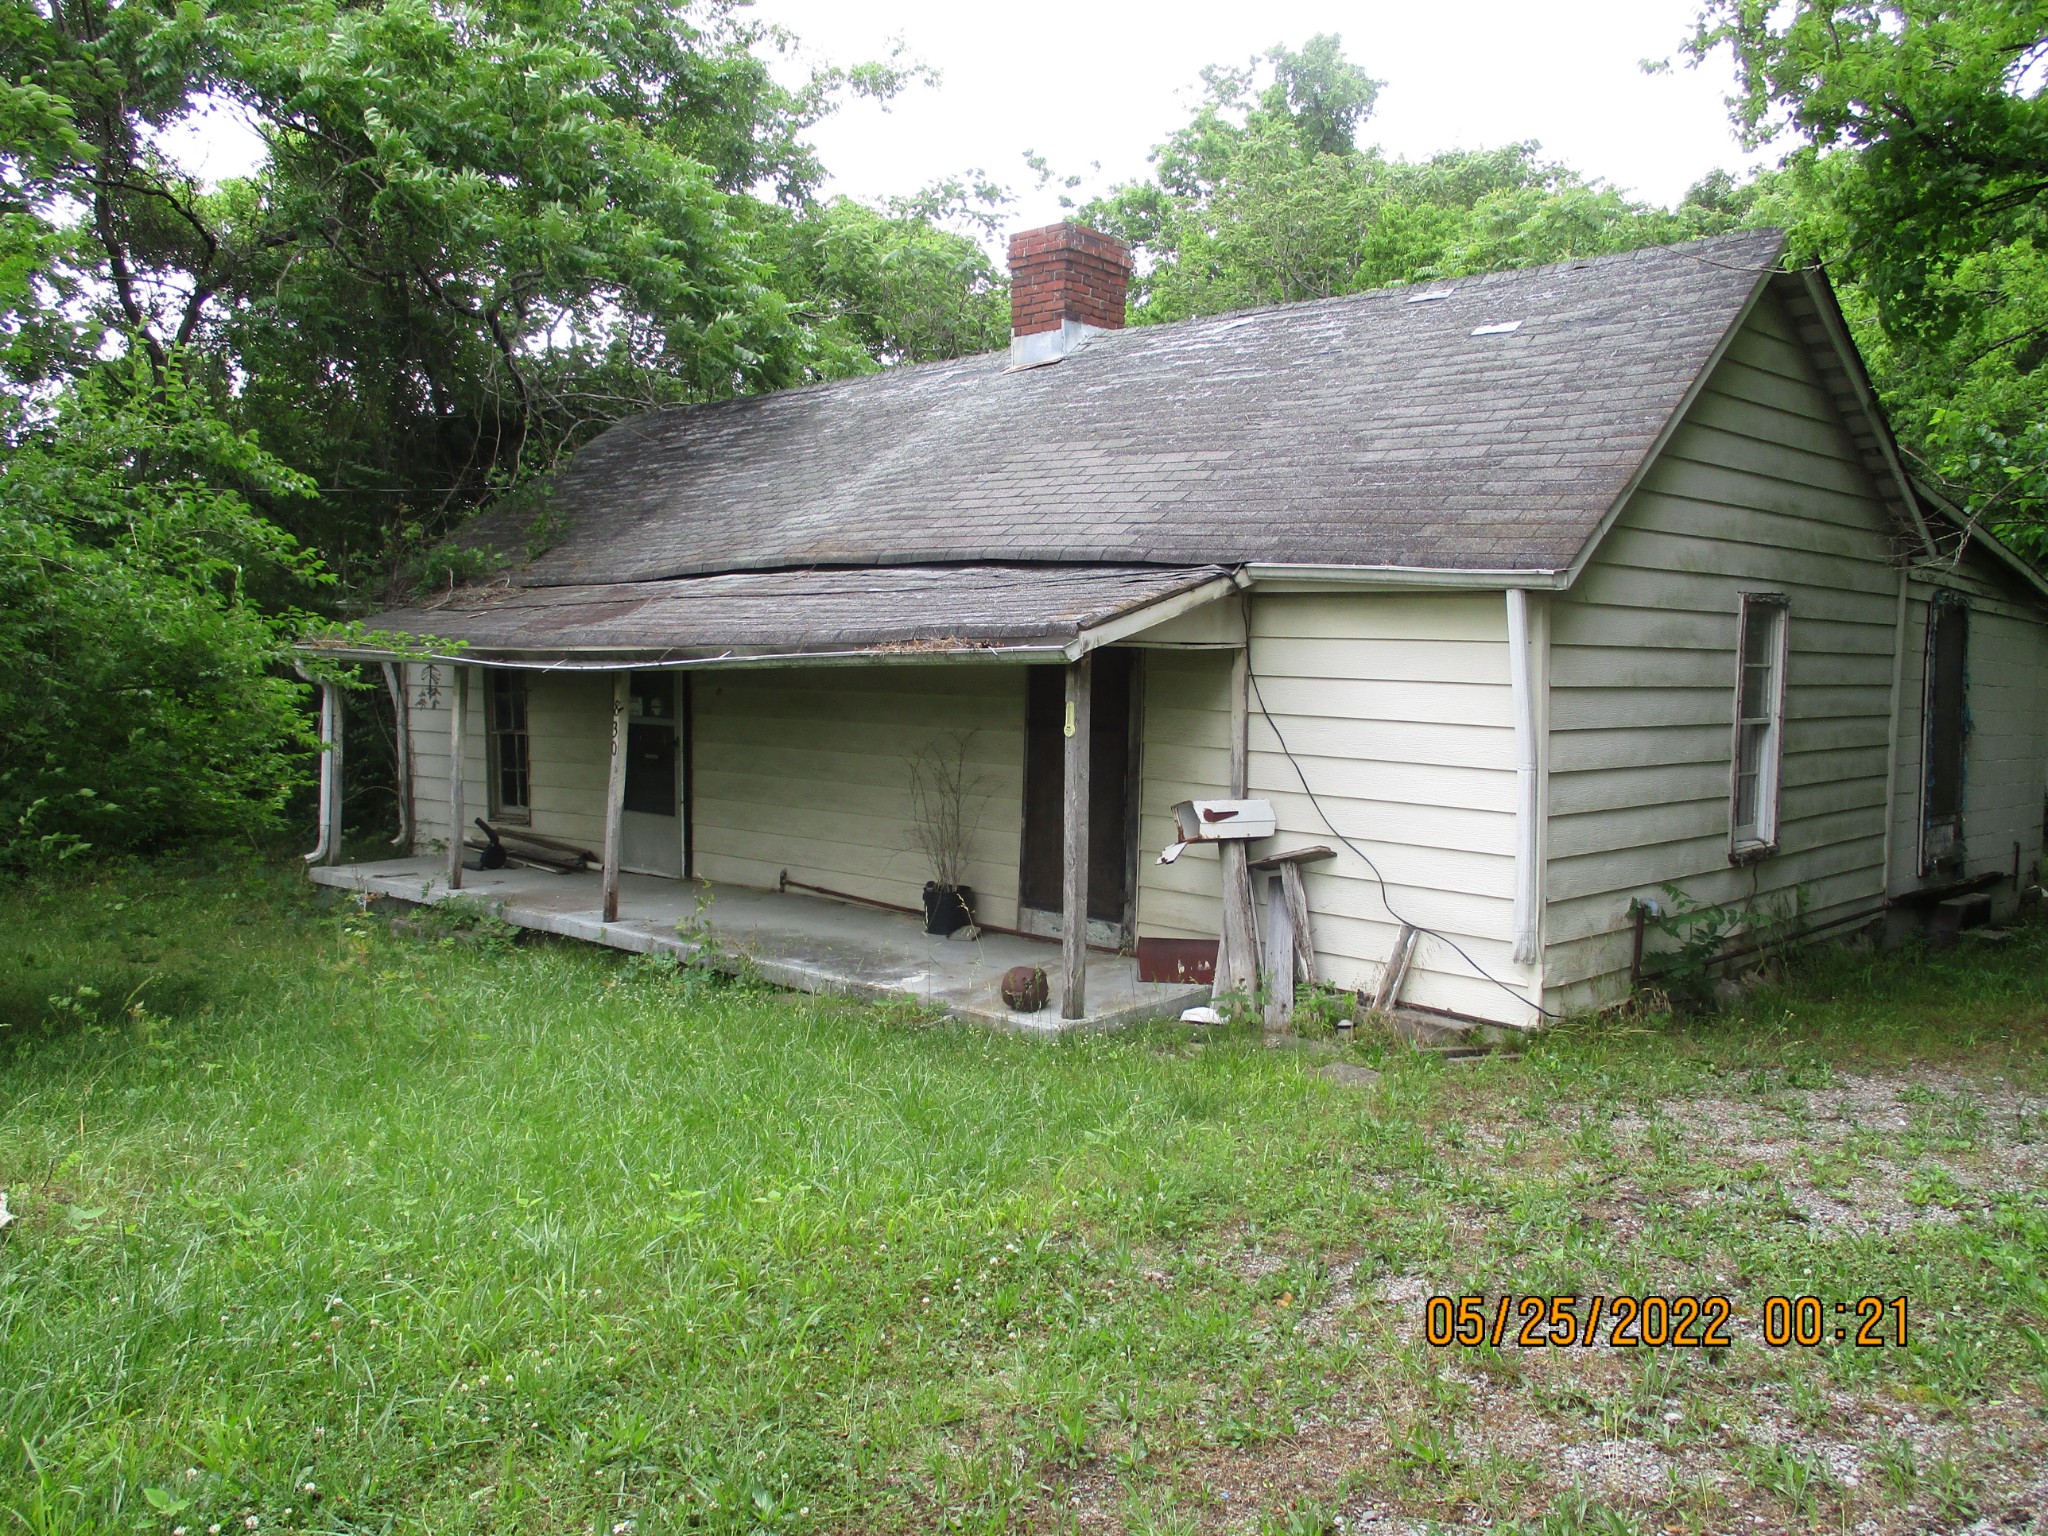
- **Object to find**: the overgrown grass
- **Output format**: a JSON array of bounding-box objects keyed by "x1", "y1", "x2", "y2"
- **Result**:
[{"x1": 2, "y1": 861, "x2": 2045, "y2": 1535}]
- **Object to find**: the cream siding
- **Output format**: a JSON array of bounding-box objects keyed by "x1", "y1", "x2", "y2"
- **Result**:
[
  {"x1": 690, "y1": 666, "x2": 1028, "y2": 928},
  {"x1": 1544, "y1": 290, "x2": 1904, "y2": 1012},
  {"x1": 404, "y1": 665, "x2": 614, "y2": 856},
  {"x1": 404, "y1": 662, "x2": 486, "y2": 854},
  {"x1": 1888, "y1": 559, "x2": 2048, "y2": 909},
  {"x1": 1138, "y1": 593, "x2": 1527, "y2": 1023}
]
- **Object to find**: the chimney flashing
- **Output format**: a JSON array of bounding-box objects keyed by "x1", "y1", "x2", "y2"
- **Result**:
[
  {"x1": 1007, "y1": 317, "x2": 1108, "y2": 369},
  {"x1": 1007, "y1": 221, "x2": 1130, "y2": 365}
]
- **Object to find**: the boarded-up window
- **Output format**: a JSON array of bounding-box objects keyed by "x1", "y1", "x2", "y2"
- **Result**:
[
  {"x1": 487, "y1": 672, "x2": 530, "y2": 823},
  {"x1": 1730, "y1": 594, "x2": 1789, "y2": 855},
  {"x1": 1920, "y1": 597, "x2": 1969, "y2": 874}
]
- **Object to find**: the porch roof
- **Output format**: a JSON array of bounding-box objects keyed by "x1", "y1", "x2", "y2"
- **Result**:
[{"x1": 312, "y1": 562, "x2": 1238, "y2": 668}]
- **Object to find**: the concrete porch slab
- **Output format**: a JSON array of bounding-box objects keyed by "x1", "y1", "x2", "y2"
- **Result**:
[{"x1": 307, "y1": 857, "x2": 1206, "y2": 1034}]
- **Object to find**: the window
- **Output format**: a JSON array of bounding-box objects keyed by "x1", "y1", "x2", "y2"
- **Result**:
[
  {"x1": 487, "y1": 672, "x2": 530, "y2": 823},
  {"x1": 1730, "y1": 594, "x2": 1789, "y2": 856},
  {"x1": 1919, "y1": 596, "x2": 1969, "y2": 874}
]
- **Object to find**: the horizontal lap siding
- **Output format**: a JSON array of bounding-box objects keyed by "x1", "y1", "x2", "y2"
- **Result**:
[
  {"x1": 1890, "y1": 570, "x2": 2048, "y2": 900},
  {"x1": 1545, "y1": 293, "x2": 1901, "y2": 1013},
  {"x1": 405, "y1": 666, "x2": 611, "y2": 856},
  {"x1": 1137, "y1": 594, "x2": 1524, "y2": 1024},
  {"x1": 405, "y1": 662, "x2": 487, "y2": 854},
  {"x1": 691, "y1": 667, "x2": 1027, "y2": 927}
]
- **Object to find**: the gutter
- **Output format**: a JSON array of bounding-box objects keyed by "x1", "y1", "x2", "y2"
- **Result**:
[
  {"x1": 298, "y1": 640, "x2": 1078, "y2": 671},
  {"x1": 1244, "y1": 562, "x2": 1569, "y2": 592},
  {"x1": 298, "y1": 670, "x2": 342, "y2": 867}
]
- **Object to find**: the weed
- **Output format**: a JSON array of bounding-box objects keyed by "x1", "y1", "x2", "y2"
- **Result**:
[
  {"x1": 1286, "y1": 985, "x2": 1358, "y2": 1041},
  {"x1": 1638, "y1": 881, "x2": 1803, "y2": 1010}
]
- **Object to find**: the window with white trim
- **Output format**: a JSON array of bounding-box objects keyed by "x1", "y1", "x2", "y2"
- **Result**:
[{"x1": 1730, "y1": 594, "x2": 1789, "y2": 855}]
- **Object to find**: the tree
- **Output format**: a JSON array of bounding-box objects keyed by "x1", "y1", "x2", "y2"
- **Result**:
[
  {"x1": 0, "y1": 0, "x2": 917, "y2": 592},
  {"x1": 0, "y1": 351, "x2": 325, "y2": 864},
  {"x1": 753, "y1": 182, "x2": 1010, "y2": 367},
  {"x1": 1085, "y1": 36, "x2": 1747, "y2": 324},
  {"x1": 1686, "y1": 0, "x2": 2048, "y2": 555}
]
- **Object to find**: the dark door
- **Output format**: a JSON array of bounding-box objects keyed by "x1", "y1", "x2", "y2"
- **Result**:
[
  {"x1": 1920, "y1": 599, "x2": 1968, "y2": 873},
  {"x1": 1020, "y1": 651, "x2": 1136, "y2": 928}
]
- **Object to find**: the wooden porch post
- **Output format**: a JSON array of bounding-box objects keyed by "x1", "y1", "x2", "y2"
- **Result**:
[
  {"x1": 1061, "y1": 655, "x2": 1093, "y2": 1020},
  {"x1": 1213, "y1": 646, "x2": 1260, "y2": 1002},
  {"x1": 447, "y1": 666, "x2": 468, "y2": 891},
  {"x1": 601, "y1": 670, "x2": 630, "y2": 922}
]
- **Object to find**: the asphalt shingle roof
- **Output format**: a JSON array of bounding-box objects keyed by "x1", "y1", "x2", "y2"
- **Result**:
[
  {"x1": 465, "y1": 229, "x2": 1786, "y2": 587},
  {"x1": 341, "y1": 565, "x2": 1230, "y2": 662}
]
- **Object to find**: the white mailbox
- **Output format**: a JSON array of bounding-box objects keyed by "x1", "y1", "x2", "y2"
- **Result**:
[
  {"x1": 1157, "y1": 799, "x2": 1277, "y2": 862},
  {"x1": 1173, "y1": 798, "x2": 1277, "y2": 841}
]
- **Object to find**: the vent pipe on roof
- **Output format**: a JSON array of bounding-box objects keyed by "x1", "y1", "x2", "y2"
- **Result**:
[{"x1": 1008, "y1": 222, "x2": 1131, "y2": 367}]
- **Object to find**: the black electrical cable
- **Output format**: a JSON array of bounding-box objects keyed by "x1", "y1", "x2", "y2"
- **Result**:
[{"x1": 1241, "y1": 650, "x2": 1566, "y2": 1022}]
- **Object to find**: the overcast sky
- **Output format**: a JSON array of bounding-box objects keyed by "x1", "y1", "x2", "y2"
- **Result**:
[
  {"x1": 166, "y1": 1, "x2": 1773, "y2": 220},
  {"x1": 761, "y1": 0, "x2": 1772, "y2": 223}
]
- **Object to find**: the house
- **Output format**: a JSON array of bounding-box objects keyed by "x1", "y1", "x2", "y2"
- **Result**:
[{"x1": 303, "y1": 223, "x2": 2048, "y2": 1031}]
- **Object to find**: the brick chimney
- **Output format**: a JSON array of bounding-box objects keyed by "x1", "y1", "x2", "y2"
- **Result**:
[{"x1": 1008, "y1": 222, "x2": 1131, "y2": 366}]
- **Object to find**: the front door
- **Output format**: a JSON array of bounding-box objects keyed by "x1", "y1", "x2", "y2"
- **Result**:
[
  {"x1": 620, "y1": 672, "x2": 686, "y2": 878},
  {"x1": 1019, "y1": 650, "x2": 1137, "y2": 942}
]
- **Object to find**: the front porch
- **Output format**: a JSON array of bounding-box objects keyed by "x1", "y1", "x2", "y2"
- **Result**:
[{"x1": 309, "y1": 856, "x2": 1207, "y2": 1033}]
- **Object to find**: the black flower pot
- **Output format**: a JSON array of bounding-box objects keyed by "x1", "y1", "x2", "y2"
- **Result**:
[{"x1": 922, "y1": 882, "x2": 976, "y2": 936}]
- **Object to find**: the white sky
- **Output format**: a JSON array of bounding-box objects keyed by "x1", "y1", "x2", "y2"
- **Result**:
[
  {"x1": 165, "y1": 1, "x2": 1772, "y2": 218},
  {"x1": 762, "y1": 0, "x2": 1772, "y2": 222}
]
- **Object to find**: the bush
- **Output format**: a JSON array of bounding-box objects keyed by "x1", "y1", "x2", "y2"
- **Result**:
[{"x1": 0, "y1": 353, "x2": 327, "y2": 868}]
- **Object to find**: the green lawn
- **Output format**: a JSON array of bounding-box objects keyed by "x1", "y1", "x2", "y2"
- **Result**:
[{"x1": 2, "y1": 861, "x2": 2045, "y2": 1536}]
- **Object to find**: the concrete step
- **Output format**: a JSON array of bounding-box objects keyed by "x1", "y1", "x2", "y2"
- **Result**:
[{"x1": 1933, "y1": 892, "x2": 1993, "y2": 936}]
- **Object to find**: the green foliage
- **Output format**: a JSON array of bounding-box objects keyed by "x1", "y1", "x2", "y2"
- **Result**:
[
  {"x1": 1639, "y1": 882, "x2": 1803, "y2": 1010},
  {"x1": 0, "y1": 0, "x2": 922, "y2": 593},
  {"x1": 0, "y1": 354, "x2": 324, "y2": 867},
  {"x1": 1686, "y1": 1, "x2": 2048, "y2": 554},
  {"x1": 1084, "y1": 35, "x2": 1747, "y2": 325},
  {"x1": 756, "y1": 187, "x2": 1011, "y2": 366},
  {"x1": 2, "y1": 860, "x2": 2047, "y2": 1527}
]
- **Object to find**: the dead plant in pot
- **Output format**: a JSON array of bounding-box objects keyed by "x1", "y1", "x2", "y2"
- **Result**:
[{"x1": 908, "y1": 731, "x2": 987, "y2": 936}]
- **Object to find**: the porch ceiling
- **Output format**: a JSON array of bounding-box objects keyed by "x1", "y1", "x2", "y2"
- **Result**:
[{"x1": 310, "y1": 563, "x2": 1236, "y2": 668}]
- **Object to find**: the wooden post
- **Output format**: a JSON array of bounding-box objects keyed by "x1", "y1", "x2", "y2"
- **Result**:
[
  {"x1": 1281, "y1": 862, "x2": 1317, "y2": 985},
  {"x1": 1371, "y1": 924, "x2": 1419, "y2": 1014},
  {"x1": 446, "y1": 666, "x2": 468, "y2": 891},
  {"x1": 1261, "y1": 870, "x2": 1294, "y2": 1030},
  {"x1": 1061, "y1": 655, "x2": 1092, "y2": 1020},
  {"x1": 1249, "y1": 846, "x2": 1333, "y2": 1009},
  {"x1": 1213, "y1": 646, "x2": 1260, "y2": 1001},
  {"x1": 601, "y1": 671, "x2": 631, "y2": 923}
]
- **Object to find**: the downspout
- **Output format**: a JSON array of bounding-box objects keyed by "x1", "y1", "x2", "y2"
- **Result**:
[
  {"x1": 383, "y1": 662, "x2": 413, "y2": 849},
  {"x1": 1506, "y1": 590, "x2": 1543, "y2": 975},
  {"x1": 301, "y1": 674, "x2": 342, "y2": 866}
]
